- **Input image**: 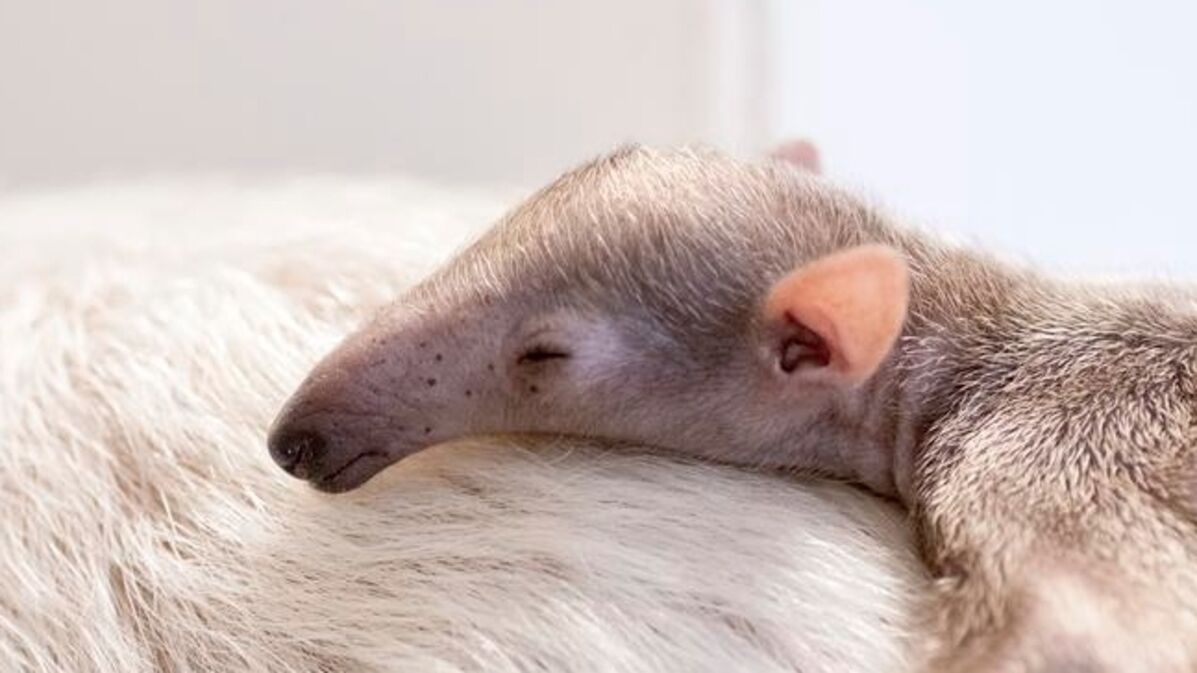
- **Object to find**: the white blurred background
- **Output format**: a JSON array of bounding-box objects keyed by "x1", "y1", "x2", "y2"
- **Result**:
[{"x1": 1, "y1": 0, "x2": 1194, "y2": 274}]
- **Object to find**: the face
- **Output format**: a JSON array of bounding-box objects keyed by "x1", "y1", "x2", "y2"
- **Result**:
[{"x1": 267, "y1": 147, "x2": 907, "y2": 492}]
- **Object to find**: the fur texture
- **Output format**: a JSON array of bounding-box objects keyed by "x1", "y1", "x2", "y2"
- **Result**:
[
  {"x1": 265, "y1": 147, "x2": 1197, "y2": 671},
  {"x1": 0, "y1": 178, "x2": 923, "y2": 672}
]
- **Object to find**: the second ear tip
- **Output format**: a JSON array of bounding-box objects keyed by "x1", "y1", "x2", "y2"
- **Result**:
[{"x1": 771, "y1": 139, "x2": 822, "y2": 173}]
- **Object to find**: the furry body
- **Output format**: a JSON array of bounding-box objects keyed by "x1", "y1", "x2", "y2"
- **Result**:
[
  {"x1": 0, "y1": 179, "x2": 921, "y2": 672},
  {"x1": 272, "y1": 148, "x2": 1197, "y2": 670}
]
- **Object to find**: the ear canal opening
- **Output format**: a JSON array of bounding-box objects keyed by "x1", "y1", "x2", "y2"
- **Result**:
[
  {"x1": 778, "y1": 314, "x2": 831, "y2": 373},
  {"x1": 764, "y1": 244, "x2": 909, "y2": 384}
]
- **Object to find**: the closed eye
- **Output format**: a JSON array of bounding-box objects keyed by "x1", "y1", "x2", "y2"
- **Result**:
[{"x1": 517, "y1": 345, "x2": 571, "y2": 365}]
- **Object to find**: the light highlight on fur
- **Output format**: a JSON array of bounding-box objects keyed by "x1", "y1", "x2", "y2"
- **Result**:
[{"x1": 0, "y1": 177, "x2": 923, "y2": 672}]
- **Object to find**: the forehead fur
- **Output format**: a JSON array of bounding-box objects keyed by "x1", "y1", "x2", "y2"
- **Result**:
[{"x1": 424, "y1": 146, "x2": 899, "y2": 337}]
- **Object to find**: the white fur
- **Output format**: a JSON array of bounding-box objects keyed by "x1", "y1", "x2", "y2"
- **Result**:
[{"x1": 0, "y1": 177, "x2": 925, "y2": 672}]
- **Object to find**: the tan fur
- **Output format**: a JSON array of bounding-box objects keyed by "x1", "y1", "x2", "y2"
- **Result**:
[{"x1": 274, "y1": 147, "x2": 1197, "y2": 671}]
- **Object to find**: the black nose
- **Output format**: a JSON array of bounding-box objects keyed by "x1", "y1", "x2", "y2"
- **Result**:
[{"x1": 268, "y1": 428, "x2": 327, "y2": 479}]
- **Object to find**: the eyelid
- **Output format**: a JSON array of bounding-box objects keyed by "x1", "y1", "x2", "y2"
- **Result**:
[{"x1": 517, "y1": 344, "x2": 571, "y2": 365}]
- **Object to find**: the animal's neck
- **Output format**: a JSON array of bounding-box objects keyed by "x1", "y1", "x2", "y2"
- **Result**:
[{"x1": 817, "y1": 238, "x2": 1032, "y2": 505}]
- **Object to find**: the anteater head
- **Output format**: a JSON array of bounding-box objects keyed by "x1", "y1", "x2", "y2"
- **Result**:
[{"x1": 268, "y1": 146, "x2": 909, "y2": 492}]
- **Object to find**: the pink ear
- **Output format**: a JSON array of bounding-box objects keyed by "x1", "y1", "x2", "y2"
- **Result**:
[
  {"x1": 764, "y1": 245, "x2": 909, "y2": 384},
  {"x1": 771, "y1": 139, "x2": 822, "y2": 174}
]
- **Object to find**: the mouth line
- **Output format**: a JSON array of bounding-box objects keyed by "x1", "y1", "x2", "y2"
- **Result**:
[{"x1": 317, "y1": 450, "x2": 388, "y2": 486}]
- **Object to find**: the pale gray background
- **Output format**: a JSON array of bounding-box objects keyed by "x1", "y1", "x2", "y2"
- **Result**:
[
  {"x1": 0, "y1": 1, "x2": 766, "y2": 187},
  {"x1": 2, "y1": 0, "x2": 1194, "y2": 274}
]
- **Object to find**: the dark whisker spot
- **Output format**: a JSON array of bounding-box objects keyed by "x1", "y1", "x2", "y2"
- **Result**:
[
  {"x1": 424, "y1": 427, "x2": 432, "y2": 434},
  {"x1": 426, "y1": 378, "x2": 437, "y2": 386},
  {"x1": 435, "y1": 353, "x2": 443, "y2": 362}
]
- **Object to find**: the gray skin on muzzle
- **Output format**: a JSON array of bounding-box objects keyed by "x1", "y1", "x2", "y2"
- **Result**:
[{"x1": 267, "y1": 147, "x2": 903, "y2": 493}]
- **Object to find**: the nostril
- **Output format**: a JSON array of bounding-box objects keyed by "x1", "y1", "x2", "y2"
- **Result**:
[{"x1": 269, "y1": 428, "x2": 326, "y2": 478}]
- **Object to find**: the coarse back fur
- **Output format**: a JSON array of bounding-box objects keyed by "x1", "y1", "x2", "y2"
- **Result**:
[{"x1": 0, "y1": 178, "x2": 924, "y2": 672}]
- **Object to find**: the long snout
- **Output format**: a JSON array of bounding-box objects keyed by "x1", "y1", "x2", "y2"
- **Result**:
[
  {"x1": 267, "y1": 340, "x2": 409, "y2": 492},
  {"x1": 267, "y1": 307, "x2": 508, "y2": 492}
]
